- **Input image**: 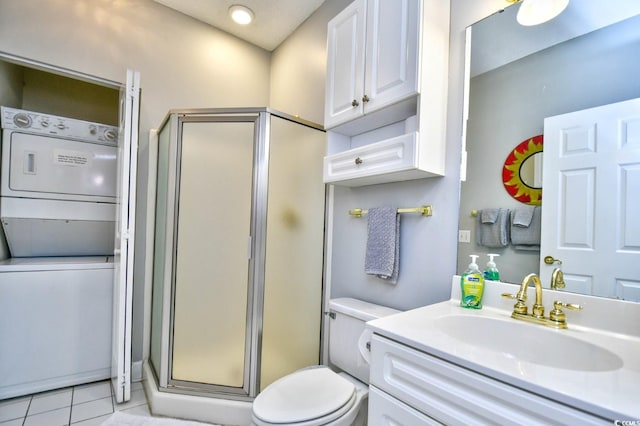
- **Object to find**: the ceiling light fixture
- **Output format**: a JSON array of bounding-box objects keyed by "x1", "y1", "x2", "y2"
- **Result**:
[
  {"x1": 229, "y1": 4, "x2": 254, "y2": 25},
  {"x1": 508, "y1": 0, "x2": 570, "y2": 26}
]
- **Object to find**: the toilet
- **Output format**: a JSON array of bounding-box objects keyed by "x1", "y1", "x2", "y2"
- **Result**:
[{"x1": 251, "y1": 298, "x2": 399, "y2": 426}]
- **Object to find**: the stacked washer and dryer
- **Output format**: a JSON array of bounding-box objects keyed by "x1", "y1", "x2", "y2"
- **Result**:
[{"x1": 0, "y1": 106, "x2": 118, "y2": 399}]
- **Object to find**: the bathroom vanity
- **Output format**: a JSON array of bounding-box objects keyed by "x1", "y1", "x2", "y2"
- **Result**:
[{"x1": 366, "y1": 277, "x2": 640, "y2": 425}]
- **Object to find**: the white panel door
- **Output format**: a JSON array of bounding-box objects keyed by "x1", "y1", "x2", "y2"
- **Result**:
[
  {"x1": 363, "y1": 0, "x2": 419, "y2": 114},
  {"x1": 324, "y1": 0, "x2": 366, "y2": 129},
  {"x1": 541, "y1": 98, "x2": 640, "y2": 301},
  {"x1": 112, "y1": 69, "x2": 140, "y2": 403}
]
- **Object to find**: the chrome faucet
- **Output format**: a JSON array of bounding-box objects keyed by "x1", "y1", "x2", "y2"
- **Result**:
[{"x1": 502, "y1": 273, "x2": 582, "y2": 329}]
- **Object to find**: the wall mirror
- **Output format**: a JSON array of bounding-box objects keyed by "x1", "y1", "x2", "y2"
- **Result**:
[
  {"x1": 457, "y1": 0, "x2": 640, "y2": 301},
  {"x1": 501, "y1": 135, "x2": 542, "y2": 205}
]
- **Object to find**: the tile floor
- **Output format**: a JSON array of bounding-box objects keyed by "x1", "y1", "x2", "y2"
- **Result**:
[{"x1": 0, "y1": 380, "x2": 151, "y2": 425}]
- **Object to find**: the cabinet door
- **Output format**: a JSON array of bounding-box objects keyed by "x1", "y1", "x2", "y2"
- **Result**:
[
  {"x1": 369, "y1": 386, "x2": 442, "y2": 426},
  {"x1": 324, "y1": 0, "x2": 366, "y2": 129},
  {"x1": 364, "y1": 0, "x2": 419, "y2": 114}
]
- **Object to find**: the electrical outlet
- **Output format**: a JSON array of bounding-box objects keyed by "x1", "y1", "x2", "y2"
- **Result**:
[{"x1": 458, "y1": 230, "x2": 471, "y2": 243}]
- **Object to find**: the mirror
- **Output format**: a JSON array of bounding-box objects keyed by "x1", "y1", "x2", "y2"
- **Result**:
[
  {"x1": 519, "y1": 152, "x2": 540, "y2": 188},
  {"x1": 502, "y1": 135, "x2": 542, "y2": 205},
  {"x1": 458, "y1": 1, "x2": 640, "y2": 299}
]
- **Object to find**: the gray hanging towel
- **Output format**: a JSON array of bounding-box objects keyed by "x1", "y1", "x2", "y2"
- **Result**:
[
  {"x1": 477, "y1": 208, "x2": 510, "y2": 248},
  {"x1": 364, "y1": 206, "x2": 399, "y2": 284},
  {"x1": 511, "y1": 206, "x2": 541, "y2": 250}
]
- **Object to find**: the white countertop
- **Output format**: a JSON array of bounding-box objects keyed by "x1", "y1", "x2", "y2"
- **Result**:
[{"x1": 366, "y1": 276, "x2": 640, "y2": 420}]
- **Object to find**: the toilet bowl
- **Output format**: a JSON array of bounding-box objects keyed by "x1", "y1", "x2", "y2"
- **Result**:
[
  {"x1": 251, "y1": 298, "x2": 399, "y2": 426},
  {"x1": 252, "y1": 367, "x2": 367, "y2": 426}
]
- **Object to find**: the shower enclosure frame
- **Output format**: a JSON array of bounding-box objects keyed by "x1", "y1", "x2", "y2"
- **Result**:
[{"x1": 149, "y1": 108, "x2": 326, "y2": 402}]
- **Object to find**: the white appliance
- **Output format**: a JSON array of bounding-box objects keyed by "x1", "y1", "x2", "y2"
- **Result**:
[
  {"x1": 251, "y1": 298, "x2": 399, "y2": 426},
  {"x1": 0, "y1": 106, "x2": 118, "y2": 257},
  {"x1": 0, "y1": 256, "x2": 114, "y2": 399},
  {"x1": 0, "y1": 107, "x2": 118, "y2": 400}
]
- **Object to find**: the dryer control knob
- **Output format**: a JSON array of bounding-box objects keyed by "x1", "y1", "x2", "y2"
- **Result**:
[
  {"x1": 104, "y1": 129, "x2": 117, "y2": 141},
  {"x1": 13, "y1": 113, "x2": 32, "y2": 128}
]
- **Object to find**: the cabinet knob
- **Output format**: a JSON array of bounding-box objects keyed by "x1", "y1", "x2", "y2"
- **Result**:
[
  {"x1": 362, "y1": 94, "x2": 370, "y2": 103},
  {"x1": 351, "y1": 99, "x2": 359, "y2": 107},
  {"x1": 354, "y1": 157, "x2": 363, "y2": 165}
]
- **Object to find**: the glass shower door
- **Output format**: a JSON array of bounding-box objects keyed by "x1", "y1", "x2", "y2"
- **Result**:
[{"x1": 169, "y1": 118, "x2": 256, "y2": 394}]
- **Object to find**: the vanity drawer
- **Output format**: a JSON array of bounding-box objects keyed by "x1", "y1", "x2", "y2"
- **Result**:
[
  {"x1": 323, "y1": 132, "x2": 421, "y2": 186},
  {"x1": 370, "y1": 334, "x2": 609, "y2": 425},
  {"x1": 368, "y1": 385, "x2": 442, "y2": 426}
]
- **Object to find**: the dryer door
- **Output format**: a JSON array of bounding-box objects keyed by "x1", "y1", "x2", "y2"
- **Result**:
[
  {"x1": 4, "y1": 132, "x2": 117, "y2": 200},
  {"x1": 112, "y1": 69, "x2": 140, "y2": 404}
]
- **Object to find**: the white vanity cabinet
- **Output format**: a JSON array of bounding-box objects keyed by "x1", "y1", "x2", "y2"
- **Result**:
[
  {"x1": 324, "y1": 0, "x2": 420, "y2": 130},
  {"x1": 367, "y1": 334, "x2": 609, "y2": 425},
  {"x1": 323, "y1": 0, "x2": 449, "y2": 186}
]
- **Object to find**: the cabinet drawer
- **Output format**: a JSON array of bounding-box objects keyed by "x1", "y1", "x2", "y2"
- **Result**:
[
  {"x1": 370, "y1": 334, "x2": 608, "y2": 425},
  {"x1": 323, "y1": 132, "x2": 419, "y2": 186},
  {"x1": 369, "y1": 385, "x2": 442, "y2": 426}
]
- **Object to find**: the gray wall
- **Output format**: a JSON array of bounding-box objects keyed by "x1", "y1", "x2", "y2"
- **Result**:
[{"x1": 458, "y1": 15, "x2": 640, "y2": 283}]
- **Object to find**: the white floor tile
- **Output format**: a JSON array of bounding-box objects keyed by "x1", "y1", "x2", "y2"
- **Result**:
[
  {"x1": 24, "y1": 406, "x2": 70, "y2": 426},
  {"x1": 70, "y1": 396, "x2": 113, "y2": 424},
  {"x1": 29, "y1": 388, "x2": 72, "y2": 415},
  {"x1": 73, "y1": 382, "x2": 112, "y2": 405},
  {"x1": 131, "y1": 381, "x2": 144, "y2": 392},
  {"x1": 120, "y1": 404, "x2": 151, "y2": 417},
  {"x1": 71, "y1": 413, "x2": 112, "y2": 425},
  {"x1": 0, "y1": 418, "x2": 24, "y2": 426},
  {"x1": 0, "y1": 396, "x2": 30, "y2": 422},
  {"x1": 114, "y1": 389, "x2": 147, "y2": 411}
]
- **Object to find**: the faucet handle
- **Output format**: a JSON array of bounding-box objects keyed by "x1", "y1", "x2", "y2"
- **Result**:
[
  {"x1": 553, "y1": 300, "x2": 582, "y2": 311},
  {"x1": 549, "y1": 300, "x2": 583, "y2": 327},
  {"x1": 502, "y1": 293, "x2": 528, "y2": 315}
]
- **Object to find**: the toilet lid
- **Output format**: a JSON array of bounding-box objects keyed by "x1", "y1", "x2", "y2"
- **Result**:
[{"x1": 253, "y1": 366, "x2": 356, "y2": 424}]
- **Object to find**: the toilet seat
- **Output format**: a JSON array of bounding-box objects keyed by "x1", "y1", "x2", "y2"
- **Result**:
[{"x1": 252, "y1": 366, "x2": 356, "y2": 425}]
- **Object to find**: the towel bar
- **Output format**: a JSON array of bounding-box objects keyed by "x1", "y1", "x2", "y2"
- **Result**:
[{"x1": 348, "y1": 205, "x2": 433, "y2": 218}]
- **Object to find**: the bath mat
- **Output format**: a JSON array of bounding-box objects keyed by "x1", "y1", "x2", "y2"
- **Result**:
[{"x1": 101, "y1": 411, "x2": 215, "y2": 426}]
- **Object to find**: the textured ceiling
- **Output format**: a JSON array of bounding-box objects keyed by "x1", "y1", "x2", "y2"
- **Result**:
[{"x1": 153, "y1": 0, "x2": 327, "y2": 51}]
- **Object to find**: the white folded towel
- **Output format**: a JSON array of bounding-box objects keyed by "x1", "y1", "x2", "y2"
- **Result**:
[{"x1": 364, "y1": 206, "x2": 399, "y2": 284}]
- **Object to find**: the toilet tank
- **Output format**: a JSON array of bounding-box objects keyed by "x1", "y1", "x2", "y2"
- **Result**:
[{"x1": 328, "y1": 298, "x2": 399, "y2": 384}]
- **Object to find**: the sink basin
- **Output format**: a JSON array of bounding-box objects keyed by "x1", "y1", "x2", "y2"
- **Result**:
[{"x1": 435, "y1": 315, "x2": 623, "y2": 372}]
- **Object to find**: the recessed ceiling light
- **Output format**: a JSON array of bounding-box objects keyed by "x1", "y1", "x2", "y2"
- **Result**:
[{"x1": 229, "y1": 4, "x2": 254, "y2": 25}]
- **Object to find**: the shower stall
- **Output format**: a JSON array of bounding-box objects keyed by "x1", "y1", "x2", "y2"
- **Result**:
[{"x1": 149, "y1": 108, "x2": 326, "y2": 405}]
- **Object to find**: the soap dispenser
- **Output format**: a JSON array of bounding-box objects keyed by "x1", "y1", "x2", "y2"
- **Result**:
[
  {"x1": 484, "y1": 253, "x2": 500, "y2": 281},
  {"x1": 460, "y1": 255, "x2": 484, "y2": 309}
]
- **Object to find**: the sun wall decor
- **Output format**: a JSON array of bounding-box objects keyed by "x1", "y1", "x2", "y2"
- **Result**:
[{"x1": 502, "y1": 135, "x2": 543, "y2": 205}]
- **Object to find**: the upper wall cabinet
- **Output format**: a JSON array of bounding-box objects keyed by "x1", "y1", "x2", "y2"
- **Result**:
[
  {"x1": 324, "y1": 0, "x2": 419, "y2": 132},
  {"x1": 323, "y1": 0, "x2": 450, "y2": 187}
]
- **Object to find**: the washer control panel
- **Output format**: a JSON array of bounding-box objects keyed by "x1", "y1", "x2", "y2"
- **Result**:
[{"x1": 1, "y1": 106, "x2": 118, "y2": 145}]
